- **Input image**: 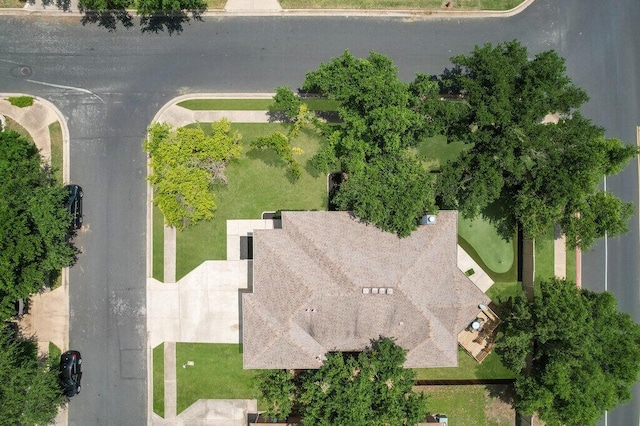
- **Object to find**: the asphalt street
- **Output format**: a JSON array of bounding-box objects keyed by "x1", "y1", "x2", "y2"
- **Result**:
[{"x1": 0, "y1": 0, "x2": 638, "y2": 424}]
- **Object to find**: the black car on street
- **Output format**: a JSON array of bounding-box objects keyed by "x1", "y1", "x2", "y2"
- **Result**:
[{"x1": 59, "y1": 350, "x2": 82, "y2": 397}]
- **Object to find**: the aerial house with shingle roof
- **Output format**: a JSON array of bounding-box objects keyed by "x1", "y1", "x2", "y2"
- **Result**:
[{"x1": 242, "y1": 210, "x2": 491, "y2": 369}]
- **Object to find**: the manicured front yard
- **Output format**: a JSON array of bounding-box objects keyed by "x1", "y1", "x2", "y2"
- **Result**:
[
  {"x1": 176, "y1": 343, "x2": 261, "y2": 414},
  {"x1": 279, "y1": 0, "x2": 523, "y2": 10},
  {"x1": 415, "y1": 384, "x2": 515, "y2": 425},
  {"x1": 175, "y1": 123, "x2": 327, "y2": 279},
  {"x1": 153, "y1": 344, "x2": 165, "y2": 417}
]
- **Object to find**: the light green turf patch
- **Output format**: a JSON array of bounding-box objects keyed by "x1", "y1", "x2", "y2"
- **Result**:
[
  {"x1": 153, "y1": 204, "x2": 164, "y2": 282},
  {"x1": 534, "y1": 227, "x2": 555, "y2": 285},
  {"x1": 414, "y1": 347, "x2": 514, "y2": 380},
  {"x1": 413, "y1": 134, "x2": 470, "y2": 171},
  {"x1": 176, "y1": 343, "x2": 261, "y2": 414},
  {"x1": 458, "y1": 215, "x2": 514, "y2": 274},
  {"x1": 279, "y1": 0, "x2": 522, "y2": 10},
  {"x1": 49, "y1": 121, "x2": 63, "y2": 183},
  {"x1": 153, "y1": 344, "x2": 165, "y2": 418},
  {"x1": 175, "y1": 123, "x2": 327, "y2": 279},
  {"x1": 177, "y1": 98, "x2": 340, "y2": 111}
]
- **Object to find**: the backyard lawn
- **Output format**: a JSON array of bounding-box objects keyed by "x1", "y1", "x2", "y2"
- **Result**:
[
  {"x1": 413, "y1": 134, "x2": 469, "y2": 172},
  {"x1": 174, "y1": 123, "x2": 328, "y2": 279},
  {"x1": 175, "y1": 343, "x2": 261, "y2": 414},
  {"x1": 414, "y1": 347, "x2": 514, "y2": 381},
  {"x1": 415, "y1": 384, "x2": 515, "y2": 425}
]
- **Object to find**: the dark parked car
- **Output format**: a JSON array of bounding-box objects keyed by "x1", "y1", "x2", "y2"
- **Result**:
[
  {"x1": 65, "y1": 184, "x2": 83, "y2": 230},
  {"x1": 59, "y1": 350, "x2": 82, "y2": 397}
]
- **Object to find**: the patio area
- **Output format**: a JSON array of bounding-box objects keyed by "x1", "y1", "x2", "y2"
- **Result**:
[{"x1": 457, "y1": 305, "x2": 501, "y2": 363}]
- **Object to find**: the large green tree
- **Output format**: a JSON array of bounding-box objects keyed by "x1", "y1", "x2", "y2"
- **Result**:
[
  {"x1": 496, "y1": 279, "x2": 640, "y2": 425},
  {"x1": 434, "y1": 41, "x2": 637, "y2": 247},
  {"x1": 302, "y1": 51, "x2": 437, "y2": 236},
  {"x1": 0, "y1": 131, "x2": 76, "y2": 320},
  {"x1": 145, "y1": 120, "x2": 241, "y2": 229},
  {"x1": 0, "y1": 323, "x2": 66, "y2": 425},
  {"x1": 298, "y1": 337, "x2": 428, "y2": 426}
]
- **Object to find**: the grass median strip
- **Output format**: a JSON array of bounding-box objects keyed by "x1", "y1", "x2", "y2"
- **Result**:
[{"x1": 153, "y1": 344, "x2": 165, "y2": 417}]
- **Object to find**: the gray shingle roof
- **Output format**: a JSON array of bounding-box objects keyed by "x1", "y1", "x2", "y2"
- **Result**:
[{"x1": 242, "y1": 210, "x2": 490, "y2": 369}]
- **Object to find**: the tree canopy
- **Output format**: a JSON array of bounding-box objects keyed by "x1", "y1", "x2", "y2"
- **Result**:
[
  {"x1": 145, "y1": 120, "x2": 241, "y2": 229},
  {"x1": 258, "y1": 337, "x2": 428, "y2": 425},
  {"x1": 302, "y1": 51, "x2": 437, "y2": 236},
  {"x1": 0, "y1": 324, "x2": 65, "y2": 425},
  {"x1": 496, "y1": 278, "x2": 640, "y2": 425},
  {"x1": 0, "y1": 130, "x2": 76, "y2": 320},
  {"x1": 299, "y1": 337, "x2": 428, "y2": 426},
  {"x1": 433, "y1": 41, "x2": 637, "y2": 247}
]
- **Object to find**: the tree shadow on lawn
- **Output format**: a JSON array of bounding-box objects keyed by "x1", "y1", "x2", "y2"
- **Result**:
[
  {"x1": 245, "y1": 147, "x2": 301, "y2": 185},
  {"x1": 480, "y1": 198, "x2": 519, "y2": 243}
]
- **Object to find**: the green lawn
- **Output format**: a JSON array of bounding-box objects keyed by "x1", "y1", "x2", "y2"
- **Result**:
[
  {"x1": 49, "y1": 121, "x2": 63, "y2": 183},
  {"x1": 153, "y1": 205, "x2": 164, "y2": 282},
  {"x1": 458, "y1": 216, "x2": 514, "y2": 276},
  {"x1": 534, "y1": 227, "x2": 555, "y2": 285},
  {"x1": 414, "y1": 347, "x2": 514, "y2": 380},
  {"x1": 175, "y1": 123, "x2": 327, "y2": 279},
  {"x1": 279, "y1": 0, "x2": 523, "y2": 10},
  {"x1": 415, "y1": 384, "x2": 515, "y2": 425},
  {"x1": 153, "y1": 344, "x2": 165, "y2": 417},
  {"x1": 177, "y1": 98, "x2": 340, "y2": 111},
  {"x1": 176, "y1": 343, "x2": 261, "y2": 414},
  {"x1": 485, "y1": 281, "x2": 523, "y2": 305},
  {"x1": 413, "y1": 134, "x2": 470, "y2": 171}
]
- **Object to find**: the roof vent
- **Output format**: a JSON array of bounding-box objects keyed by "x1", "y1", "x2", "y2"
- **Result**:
[
  {"x1": 386, "y1": 288, "x2": 394, "y2": 295},
  {"x1": 420, "y1": 214, "x2": 437, "y2": 225},
  {"x1": 362, "y1": 287, "x2": 370, "y2": 294},
  {"x1": 372, "y1": 288, "x2": 379, "y2": 294}
]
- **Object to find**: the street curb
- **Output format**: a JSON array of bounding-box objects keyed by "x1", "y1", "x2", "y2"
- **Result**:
[{"x1": 1, "y1": 0, "x2": 535, "y2": 18}]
